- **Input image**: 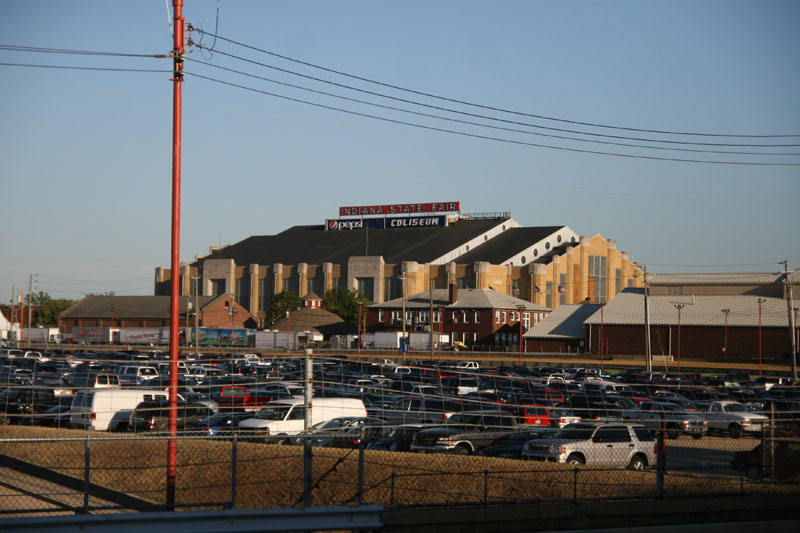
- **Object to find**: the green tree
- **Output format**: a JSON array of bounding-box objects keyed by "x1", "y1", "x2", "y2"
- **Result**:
[
  {"x1": 265, "y1": 291, "x2": 302, "y2": 326},
  {"x1": 29, "y1": 292, "x2": 75, "y2": 326},
  {"x1": 322, "y1": 287, "x2": 372, "y2": 328}
]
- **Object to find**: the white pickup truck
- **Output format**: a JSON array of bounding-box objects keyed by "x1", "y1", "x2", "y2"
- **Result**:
[
  {"x1": 455, "y1": 361, "x2": 479, "y2": 371},
  {"x1": 697, "y1": 400, "x2": 768, "y2": 438}
]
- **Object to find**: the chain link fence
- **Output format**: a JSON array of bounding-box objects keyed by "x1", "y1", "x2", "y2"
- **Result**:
[{"x1": 1, "y1": 425, "x2": 798, "y2": 517}]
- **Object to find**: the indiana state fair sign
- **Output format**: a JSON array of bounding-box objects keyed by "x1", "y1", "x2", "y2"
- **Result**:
[{"x1": 327, "y1": 201, "x2": 458, "y2": 231}]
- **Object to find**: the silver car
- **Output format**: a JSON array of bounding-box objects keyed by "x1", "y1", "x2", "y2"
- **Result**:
[{"x1": 521, "y1": 422, "x2": 657, "y2": 470}]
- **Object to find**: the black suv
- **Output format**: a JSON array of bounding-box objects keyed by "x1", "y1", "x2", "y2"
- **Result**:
[
  {"x1": 410, "y1": 410, "x2": 518, "y2": 454},
  {"x1": 128, "y1": 401, "x2": 214, "y2": 433}
]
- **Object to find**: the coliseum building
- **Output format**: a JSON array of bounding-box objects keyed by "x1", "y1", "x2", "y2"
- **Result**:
[{"x1": 154, "y1": 205, "x2": 644, "y2": 328}]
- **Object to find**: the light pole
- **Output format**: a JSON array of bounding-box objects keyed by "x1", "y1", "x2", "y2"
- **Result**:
[
  {"x1": 674, "y1": 304, "x2": 684, "y2": 372},
  {"x1": 721, "y1": 308, "x2": 730, "y2": 360},
  {"x1": 186, "y1": 300, "x2": 192, "y2": 349},
  {"x1": 357, "y1": 302, "x2": 362, "y2": 355},
  {"x1": 286, "y1": 309, "x2": 291, "y2": 352},
  {"x1": 758, "y1": 299, "x2": 765, "y2": 376},
  {"x1": 517, "y1": 305, "x2": 525, "y2": 366},
  {"x1": 600, "y1": 304, "x2": 605, "y2": 361}
]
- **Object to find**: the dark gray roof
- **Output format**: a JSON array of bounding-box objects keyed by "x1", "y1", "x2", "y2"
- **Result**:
[
  {"x1": 371, "y1": 288, "x2": 550, "y2": 312},
  {"x1": 455, "y1": 226, "x2": 565, "y2": 264},
  {"x1": 649, "y1": 272, "x2": 785, "y2": 286},
  {"x1": 267, "y1": 308, "x2": 356, "y2": 336},
  {"x1": 61, "y1": 295, "x2": 219, "y2": 319},
  {"x1": 524, "y1": 304, "x2": 601, "y2": 339},
  {"x1": 193, "y1": 219, "x2": 508, "y2": 267}
]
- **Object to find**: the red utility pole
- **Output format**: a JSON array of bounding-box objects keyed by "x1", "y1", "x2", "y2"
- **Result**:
[
  {"x1": 517, "y1": 306, "x2": 524, "y2": 365},
  {"x1": 166, "y1": 0, "x2": 185, "y2": 510},
  {"x1": 674, "y1": 304, "x2": 684, "y2": 372}
]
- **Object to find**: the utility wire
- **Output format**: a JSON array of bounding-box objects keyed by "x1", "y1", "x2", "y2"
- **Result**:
[
  {"x1": 185, "y1": 71, "x2": 800, "y2": 167},
  {"x1": 0, "y1": 44, "x2": 170, "y2": 58},
  {"x1": 0, "y1": 62, "x2": 171, "y2": 73},
  {"x1": 185, "y1": 56, "x2": 799, "y2": 157},
  {"x1": 193, "y1": 29, "x2": 800, "y2": 139},
  {"x1": 190, "y1": 45, "x2": 800, "y2": 149}
]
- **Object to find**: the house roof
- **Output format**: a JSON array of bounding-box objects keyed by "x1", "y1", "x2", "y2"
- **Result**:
[
  {"x1": 61, "y1": 295, "x2": 220, "y2": 319},
  {"x1": 193, "y1": 218, "x2": 509, "y2": 267},
  {"x1": 267, "y1": 308, "x2": 356, "y2": 336},
  {"x1": 648, "y1": 272, "x2": 785, "y2": 286},
  {"x1": 370, "y1": 288, "x2": 550, "y2": 312},
  {"x1": 584, "y1": 288, "x2": 792, "y2": 328},
  {"x1": 524, "y1": 304, "x2": 602, "y2": 339}
]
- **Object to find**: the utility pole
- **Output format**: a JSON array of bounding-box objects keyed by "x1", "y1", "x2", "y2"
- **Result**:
[
  {"x1": 26, "y1": 274, "x2": 33, "y2": 348},
  {"x1": 785, "y1": 261, "x2": 797, "y2": 381},
  {"x1": 193, "y1": 273, "x2": 200, "y2": 357},
  {"x1": 429, "y1": 278, "x2": 434, "y2": 359},
  {"x1": 400, "y1": 272, "x2": 407, "y2": 361},
  {"x1": 10, "y1": 285, "x2": 14, "y2": 346},
  {"x1": 643, "y1": 266, "x2": 652, "y2": 373},
  {"x1": 166, "y1": 0, "x2": 185, "y2": 510}
]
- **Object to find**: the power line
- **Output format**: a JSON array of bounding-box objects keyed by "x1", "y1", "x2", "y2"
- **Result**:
[
  {"x1": 0, "y1": 62, "x2": 171, "y2": 73},
  {"x1": 190, "y1": 45, "x2": 800, "y2": 149},
  {"x1": 193, "y1": 29, "x2": 800, "y2": 139},
  {"x1": 0, "y1": 44, "x2": 170, "y2": 58},
  {"x1": 185, "y1": 57, "x2": 799, "y2": 158},
  {"x1": 185, "y1": 71, "x2": 800, "y2": 167}
]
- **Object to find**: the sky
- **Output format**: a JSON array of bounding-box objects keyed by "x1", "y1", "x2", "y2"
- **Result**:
[{"x1": 1, "y1": 1, "x2": 798, "y2": 301}]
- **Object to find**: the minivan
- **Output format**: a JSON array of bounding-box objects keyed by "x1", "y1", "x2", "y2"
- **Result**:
[
  {"x1": 238, "y1": 398, "x2": 367, "y2": 441},
  {"x1": 70, "y1": 388, "x2": 168, "y2": 431}
]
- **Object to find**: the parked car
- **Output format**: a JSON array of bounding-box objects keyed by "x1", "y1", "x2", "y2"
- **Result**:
[
  {"x1": 185, "y1": 411, "x2": 254, "y2": 437},
  {"x1": 128, "y1": 401, "x2": 213, "y2": 433},
  {"x1": 697, "y1": 400, "x2": 769, "y2": 438},
  {"x1": 730, "y1": 439, "x2": 800, "y2": 480},
  {"x1": 521, "y1": 422, "x2": 657, "y2": 470},
  {"x1": 367, "y1": 424, "x2": 429, "y2": 452},
  {"x1": 411, "y1": 410, "x2": 519, "y2": 454},
  {"x1": 477, "y1": 428, "x2": 556, "y2": 459},
  {"x1": 0, "y1": 389, "x2": 59, "y2": 424},
  {"x1": 636, "y1": 401, "x2": 707, "y2": 439}
]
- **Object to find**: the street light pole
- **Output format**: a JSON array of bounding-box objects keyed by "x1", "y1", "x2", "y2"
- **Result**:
[
  {"x1": 721, "y1": 309, "x2": 730, "y2": 360},
  {"x1": 674, "y1": 304, "x2": 684, "y2": 372},
  {"x1": 758, "y1": 298, "x2": 765, "y2": 376},
  {"x1": 286, "y1": 309, "x2": 291, "y2": 352}
]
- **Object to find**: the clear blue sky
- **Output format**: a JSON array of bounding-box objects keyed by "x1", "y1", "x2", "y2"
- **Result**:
[{"x1": 1, "y1": 1, "x2": 798, "y2": 301}]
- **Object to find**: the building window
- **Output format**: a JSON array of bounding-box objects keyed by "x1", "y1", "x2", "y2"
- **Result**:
[
  {"x1": 258, "y1": 277, "x2": 273, "y2": 312},
  {"x1": 474, "y1": 311, "x2": 480, "y2": 323},
  {"x1": 589, "y1": 255, "x2": 607, "y2": 304},
  {"x1": 473, "y1": 332, "x2": 480, "y2": 344},
  {"x1": 615, "y1": 268, "x2": 622, "y2": 295},
  {"x1": 559, "y1": 274, "x2": 566, "y2": 305},
  {"x1": 494, "y1": 333, "x2": 500, "y2": 345},
  {"x1": 667, "y1": 286, "x2": 683, "y2": 296},
  {"x1": 307, "y1": 277, "x2": 323, "y2": 297},
  {"x1": 452, "y1": 332, "x2": 459, "y2": 342},
  {"x1": 456, "y1": 277, "x2": 472, "y2": 289},
  {"x1": 433, "y1": 310, "x2": 440, "y2": 323},
  {"x1": 333, "y1": 277, "x2": 345, "y2": 289},
  {"x1": 502, "y1": 311, "x2": 507, "y2": 323},
  {"x1": 210, "y1": 278, "x2": 226, "y2": 297},
  {"x1": 523, "y1": 312, "x2": 530, "y2": 329},
  {"x1": 235, "y1": 278, "x2": 250, "y2": 308},
  {"x1": 391, "y1": 310, "x2": 401, "y2": 323},
  {"x1": 420, "y1": 310, "x2": 429, "y2": 324},
  {"x1": 546, "y1": 281, "x2": 553, "y2": 308},
  {"x1": 495, "y1": 311, "x2": 500, "y2": 324},
  {"x1": 627, "y1": 279, "x2": 633, "y2": 288},
  {"x1": 378, "y1": 310, "x2": 384, "y2": 323},
  {"x1": 452, "y1": 311, "x2": 458, "y2": 323},
  {"x1": 356, "y1": 277, "x2": 374, "y2": 301},
  {"x1": 283, "y1": 276, "x2": 299, "y2": 295},
  {"x1": 384, "y1": 277, "x2": 402, "y2": 301},
  {"x1": 462, "y1": 311, "x2": 469, "y2": 323}
]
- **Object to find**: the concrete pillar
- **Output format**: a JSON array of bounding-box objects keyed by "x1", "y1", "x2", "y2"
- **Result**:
[
  {"x1": 273, "y1": 263, "x2": 284, "y2": 294},
  {"x1": 323, "y1": 262, "x2": 333, "y2": 292},
  {"x1": 606, "y1": 240, "x2": 617, "y2": 303},
  {"x1": 579, "y1": 237, "x2": 590, "y2": 302},
  {"x1": 566, "y1": 247, "x2": 575, "y2": 304},
  {"x1": 298, "y1": 263, "x2": 308, "y2": 297},
  {"x1": 552, "y1": 255, "x2": 561, "y2": 310},
  {"x1": 249, "y1": 264, "x2": 259, "y2": 315},
  {"x1": 533, "y1": 264, "x2": 547, "y2": 307},
  {"x1": 446, "y1": 262, "x2": 457, "y2": 286}
]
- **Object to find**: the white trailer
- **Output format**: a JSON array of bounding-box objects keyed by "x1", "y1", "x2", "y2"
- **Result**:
[
  {"x1": 255, "y1": 330, "x2": 300, "y2": 350},
  {"x1": 374, "y1": 331, "x2": 402, "y2": 350}
]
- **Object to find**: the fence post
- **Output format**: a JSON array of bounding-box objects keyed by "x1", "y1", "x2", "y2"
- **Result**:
[
  {"x1": 769, "y1": 403, "x2": 775, "y2": 481},
  {"x1": 357, "y1": 429, "x2": 365, "y2": 506},
  {"x1": 390, "y1": 472, "x2": 396, "y2": 506},
  {"x1": 83, "y1": 436, "x2": 90, "y2": 514},
  {"x1": 230, "y1": 435, "x2": 238, "y2": 509},
  {"x1": 572, "y1": 467, "x2": 578, "y2": 502},
  {"x1": 303, "y1": 435, "x2": 313, "y2": 509},
  {"x1": 483, "y1": 470, "x2": 489, "y2": 505},
  {"x1": 657, "y1": 412, "x2": 665, "y2": 499}
]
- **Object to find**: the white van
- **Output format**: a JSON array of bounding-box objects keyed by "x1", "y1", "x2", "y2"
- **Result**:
[
  {"x1": 70, "y1": 388, "x2": 168, "y2": 431},
  {"x1": 238, "y1": 398, "x2": 366, "y2": 440}
]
